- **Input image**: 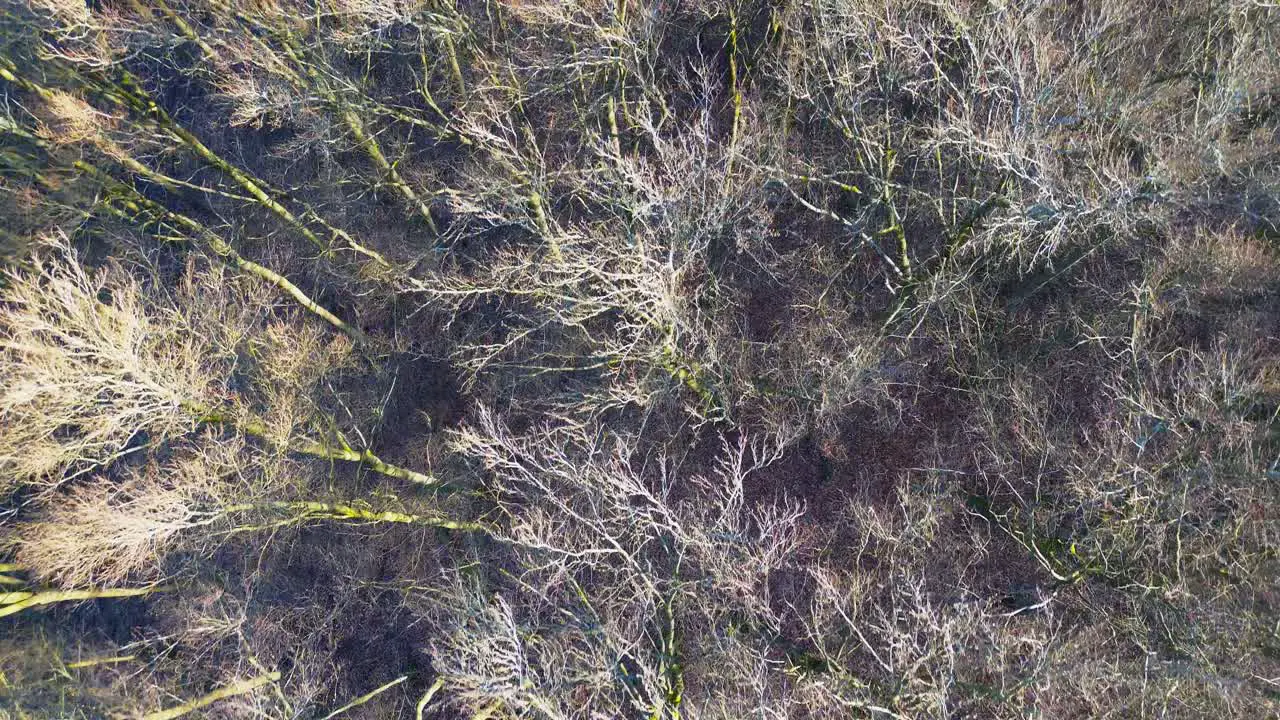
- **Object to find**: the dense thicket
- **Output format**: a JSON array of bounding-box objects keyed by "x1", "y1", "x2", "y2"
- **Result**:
[{"x1": 1, "y1": 0, "x2": 1278, "y2": 717}]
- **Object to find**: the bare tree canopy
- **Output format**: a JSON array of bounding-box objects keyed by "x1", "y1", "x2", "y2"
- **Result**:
[{"x1": 1, "y1": 0, "x2": 1277, "y2": 717}]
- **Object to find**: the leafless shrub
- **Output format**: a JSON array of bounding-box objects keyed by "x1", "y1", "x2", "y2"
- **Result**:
[
  {"x1": 0, "y1": 234, "x2": 219, "y2": 490},
  {"x1": 8, "y1": 436, "x2": 280, "y2": 588},
  {"x1": 426, "y1": 410, "x2": 817, "y2": 716}
]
